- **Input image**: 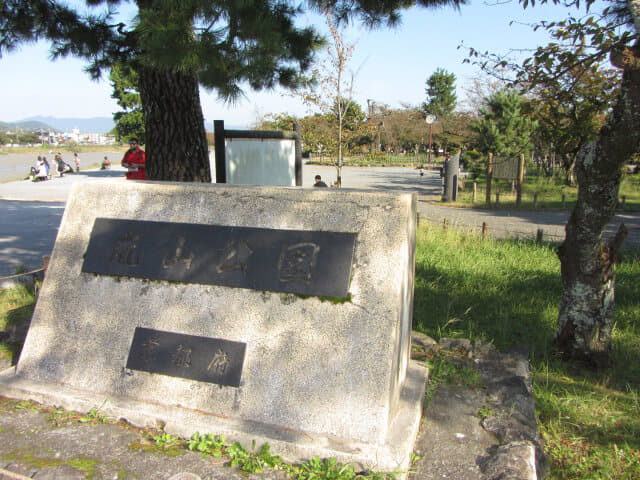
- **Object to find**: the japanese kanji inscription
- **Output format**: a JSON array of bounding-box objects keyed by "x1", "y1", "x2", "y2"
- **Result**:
[
  {"x1": 126, "y1": 327, "x2": 246, "y2": 387},
  {"x1": 82, "y1": 218, "x2": 356, "y2": 298}
]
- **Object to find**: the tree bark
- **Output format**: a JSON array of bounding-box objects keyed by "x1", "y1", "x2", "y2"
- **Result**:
[
  {"x1": 555, "y1": 42, "x2": 640, "y2": 366},
  {"x1": 138, "y1": 66, "x2": 211, "y2": 182}
]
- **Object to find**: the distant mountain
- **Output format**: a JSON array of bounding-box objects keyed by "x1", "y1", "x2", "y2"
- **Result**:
[
  {"x1": 2, "y1": 116, "x2": 249, "y2": 135},
  {"x1": 1, "y1": 119, "x2": 56, "y2": 132},
  {"x1": 14, "y1": 116, "x2": 115, "y2": 134}
]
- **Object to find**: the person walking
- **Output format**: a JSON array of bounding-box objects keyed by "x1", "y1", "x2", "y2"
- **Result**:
[
  {"x1": 121, "y1": 138, "x2": 146, "y2": 180},
  {"x1": 73, "y1": 152, "x2": 80, "y2": 172}
]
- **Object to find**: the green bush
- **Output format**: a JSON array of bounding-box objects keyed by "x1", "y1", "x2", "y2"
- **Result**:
[{"x1": 461, "y1": 150, "x2": 484, "y2": 179}]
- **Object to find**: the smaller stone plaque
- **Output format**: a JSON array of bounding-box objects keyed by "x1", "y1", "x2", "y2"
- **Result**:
[{"x1": 126, "y1": 327, "x2": 246, "y2": 387}]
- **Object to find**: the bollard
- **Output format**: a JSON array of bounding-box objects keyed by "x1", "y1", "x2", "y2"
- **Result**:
[
  {"x1": 533, "y1": 193, "x2": 538, "y2": 209},
  {"x1": 536, "y1": 229, "x2": 543, "y2": 245},
  {"x1": 442, "y1": 152, "x2": 460, "y2": 202},
  {"x1": 482, "y1": 222, "x2": 488, "y2": 239},
  {"x1": 561, "y1": 193, "x2": 566, "y2": 209}
]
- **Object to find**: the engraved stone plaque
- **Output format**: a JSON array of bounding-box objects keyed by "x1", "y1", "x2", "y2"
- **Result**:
[
  {"x1": 126, "y1": 327, "x2": 246, "y2": 387},
  {"x1": 9, "y1": 182, "x2": 423, "y2": 473},
  {"x1": 81, "y1": 218, "x2": 356, "y2": 298}
]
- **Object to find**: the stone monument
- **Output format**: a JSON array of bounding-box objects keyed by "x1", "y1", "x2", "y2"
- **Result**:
[{"x1": 0, "y1": 180, "x2": 427, "y2": 474}]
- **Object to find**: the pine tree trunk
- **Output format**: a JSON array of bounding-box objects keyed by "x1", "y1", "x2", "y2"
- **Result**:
[
  {"x1": 138, "y1": 66, "x2": 211, "y2": 182},
  {"x1": 555, "y1": 43, "x2": 640, "y2": 366}
]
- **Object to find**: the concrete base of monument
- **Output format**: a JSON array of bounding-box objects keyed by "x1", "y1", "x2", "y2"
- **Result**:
[{"x1": 0, "y1": 360, "x2": 427, "y2": 476}]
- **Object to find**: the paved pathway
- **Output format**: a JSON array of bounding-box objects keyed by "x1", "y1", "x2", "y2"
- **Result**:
[
  {"x1": 419, "y1": 201, "x2": 640, "y2": 245},
  {"x1": 1, "y1": 164, "x2": 638, "y2": 277}
]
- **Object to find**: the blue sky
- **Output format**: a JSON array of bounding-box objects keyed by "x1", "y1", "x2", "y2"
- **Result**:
[{"x1": 0, "y1": 0, "x2": 594, "y2": 129}]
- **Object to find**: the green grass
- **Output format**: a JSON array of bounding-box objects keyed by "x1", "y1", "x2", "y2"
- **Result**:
[
  {"x1": 0, "y1": 282, "x2": 37, "y2": 362},
  {"x1": 306, "y1": 153, "x2": 443, "y2": 167},
  {"x1": 455, "y1": 170, "x2": 640, "y2": 211},
  {"x1": 0, "y1": 145, "x2": 128, "y2": 155},
  {"x1": 0, "y1": 283, "x2": 36, "y2": 328},
  {"x1": 414, "y1": 225, "x2": 640, "y2": 479}
]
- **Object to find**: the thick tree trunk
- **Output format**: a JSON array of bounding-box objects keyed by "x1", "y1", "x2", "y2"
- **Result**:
[
  {"x1": 138, "y1": 66, "x2": 211, "y2": 182},
  {"x1": 555, "y1": 43, "x2": 640, "y2": 366}
]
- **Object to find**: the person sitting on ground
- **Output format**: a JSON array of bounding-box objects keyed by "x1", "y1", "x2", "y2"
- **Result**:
[
  {"x1": 313, "y1": 175, "x2": 328, "y2": 187},
  {"x1": 55, "y1": 153, "x2": 65, "y2": 177},
  {"x1": 121, "y1": 138, "x2": 146, "y2": 180},
  {"x1": 33, "y1": 159, "x2": 48, "y2": 181},
  {"x1": 29, "y1": 156, "x2": 42, "y2": 179},
  {"x1": 101, "y1": 156, "x2": 111, "y2": 170},
  {"x1": 42, "y1": 157, "x2": 50, "y2": 177},
  {"x1": 55, "y1": 153, "x2": 74, "y2": 176}
]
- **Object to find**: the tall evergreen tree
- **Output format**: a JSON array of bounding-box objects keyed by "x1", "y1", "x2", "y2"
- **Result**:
[
  {"x1": 110, "y1": 63, "x2": 145, "y2": 144},
  {"x1": 471, "y1": 89, "x2": 537, "y2": 158},
  {"x1": 0, "y1": 0, "x2": 465, "y2": 182},
  {"x1": 423, "y1": 68, "x2": 457, "y2": 118},
  {"x1": 423, "y1": 68, "x2": 457, "y2": 151}
]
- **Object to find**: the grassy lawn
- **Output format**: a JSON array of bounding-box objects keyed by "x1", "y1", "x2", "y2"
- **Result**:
[
  {"x1": 2, "y1": 225, "x2": 639, "y2": 479},
  {"x1": 455, "y1": 171, "x2": 640, "y2": 211},
  {"x1": 0, "y1": 145, "x2": 129, "y2": 155},
  {"x1": 414, "y1": 226, "x2": 640, "y2": 479},
  {"x1": 0, "y1": 282, "x2": 37, "y2": 364},
  {"x1": 306, "y1": 153, "x2": 442, "y2": 167}
]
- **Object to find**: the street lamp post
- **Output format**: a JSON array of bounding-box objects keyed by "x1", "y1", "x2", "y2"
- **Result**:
[{"x1": 425, "y1": 114, "x2": 436, "y2": 165}]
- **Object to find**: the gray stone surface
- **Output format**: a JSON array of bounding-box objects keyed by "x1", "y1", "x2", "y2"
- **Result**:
[
  {"x1": 0, "y1": 402, "x2": 286, "y2": 480},
  {"x1": 409, "y1": 335, "x2": 548, "y2": 480},
  {"x1": 2, "y1": 180, "x2": 426, "y2": 473},
  {"x1": 412, "y1": 383, "x2": 496, "y2": 479}
]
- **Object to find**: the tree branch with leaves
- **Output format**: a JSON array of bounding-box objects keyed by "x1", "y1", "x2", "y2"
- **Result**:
[
  {"x1": 464, "y1": 0, "x2": 640, "y2": 365},
  {"x1": 525, "y1": 0, "x2": 640, "y2": 366}
]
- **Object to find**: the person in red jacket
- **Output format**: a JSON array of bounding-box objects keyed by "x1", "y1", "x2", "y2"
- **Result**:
[{"x1": 121, "y1": 138, "x2": 146, "y2": 180}]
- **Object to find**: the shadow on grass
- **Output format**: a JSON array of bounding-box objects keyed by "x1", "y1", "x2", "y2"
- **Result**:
[
  {"x1": 1, "y1": 300, "x2": 35, "y2": 366},
  {"x1": 412, "y1": 228, "x2": 640, "y2": 388},
  {"x1": 412, "y1": 227, "x2": 640, "y2": 478}
]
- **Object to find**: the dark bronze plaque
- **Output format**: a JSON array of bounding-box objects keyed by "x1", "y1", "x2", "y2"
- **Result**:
[
  {"x1": 126, "y1": 327, "x2": 246, "y2": 387},
  {"x1": 82, "y1": 218, "x2": 355, "y2": 298}
]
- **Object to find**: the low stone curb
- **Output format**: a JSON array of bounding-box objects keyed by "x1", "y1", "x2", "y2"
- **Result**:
[{"x1": 410, "y1": 334, "x2": 549, "y2": 480}]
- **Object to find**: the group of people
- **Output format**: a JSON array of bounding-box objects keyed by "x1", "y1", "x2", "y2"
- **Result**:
[
  {"x1": 30, "y1": 156, "x2": 51, "y2": 181},
  {"x1": 29, "y1": 140, "x2": 336, "y2": 186},
  {"x1": 30, "y1": 152, "x2": 81, "y2": 181},
  {"x1": 28, "y1": 139, "x2": 146, "y2": 183}
]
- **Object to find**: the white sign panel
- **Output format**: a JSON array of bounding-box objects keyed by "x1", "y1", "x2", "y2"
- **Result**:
[{"x1": 223, "y1": 138, "x2": 296, "y2": 186}]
